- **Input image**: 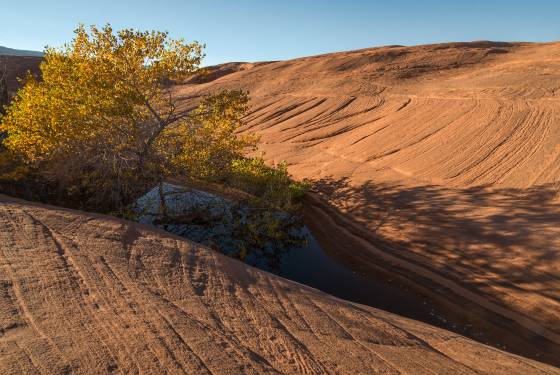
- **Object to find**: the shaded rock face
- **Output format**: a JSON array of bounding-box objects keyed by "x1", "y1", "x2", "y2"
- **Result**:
[
  {"x1": 0, "y1": 67, "x2": 9, "y2": 148},
  {"x1": 1, "y1": 195, "x2": 558, "y2": 374},
  {"x1": 0, "y1": 55, "x2": 42, "y2": 96},
  {"x1": 0, "y1": 68, "x2": 8, "y2": 115},
  {"x1": 173, "y1": 41, "x2": 560, "y2": 355}
]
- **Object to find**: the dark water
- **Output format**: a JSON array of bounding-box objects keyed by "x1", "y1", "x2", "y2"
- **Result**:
[
  {"x1": 277, "y1": 229, "x2": 464, "y2": 330},
  {"x1": 275, "y1": 229, "x2": 560, "y2": 367},
  {"x1": 139, "y1": 182, "x2": 557, "y2": 366}
]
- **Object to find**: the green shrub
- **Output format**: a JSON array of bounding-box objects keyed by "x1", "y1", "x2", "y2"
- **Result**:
[{"x1": 228, "y1": 158, "x2": 310, "y2": 210}]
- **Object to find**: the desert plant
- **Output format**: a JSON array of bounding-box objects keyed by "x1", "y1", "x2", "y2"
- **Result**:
[
  {"x1": 0, "y1": 25, "x2": 255, "y2": 211},
  {"x1": 228, "y1": 158, "x2": 310, "y2": 210}
]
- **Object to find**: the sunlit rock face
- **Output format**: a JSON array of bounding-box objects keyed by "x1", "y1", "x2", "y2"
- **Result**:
[{"x1": 174, "y1": 42, "x2": 560, "y2": 351}]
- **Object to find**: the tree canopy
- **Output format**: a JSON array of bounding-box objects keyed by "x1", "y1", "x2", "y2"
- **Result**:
[{"x1": 0, "y1": 25, "x2": 256, "y2": 210}]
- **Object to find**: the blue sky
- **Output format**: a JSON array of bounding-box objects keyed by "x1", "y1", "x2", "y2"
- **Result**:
[{"x1": 2, "y1": 1, "x2": 559, "y2": 66}]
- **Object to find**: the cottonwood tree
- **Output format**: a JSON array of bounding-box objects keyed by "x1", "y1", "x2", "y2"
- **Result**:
[{"x1": 0, "y1": 25, "x2": 256, "y2": 210}]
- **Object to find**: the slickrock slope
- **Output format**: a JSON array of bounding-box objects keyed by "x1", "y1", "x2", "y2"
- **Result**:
[
  {"x1": 175, "y1": 42, "x2": 560, "y2": 349},
  {"x1": 1, "y1": 196, "x2": 559, "y2": 374}
]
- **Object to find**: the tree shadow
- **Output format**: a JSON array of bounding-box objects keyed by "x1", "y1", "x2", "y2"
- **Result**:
[{"x1": 312, "y1": 177, "x2": 560, "y2": 309}]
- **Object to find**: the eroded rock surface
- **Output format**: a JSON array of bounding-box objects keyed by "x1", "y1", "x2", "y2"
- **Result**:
[
  {"x1": 1, "y1": 195, "x2": 558, "y2": 374},
  {"x1": 175, "y1": 42, "x2": 560, "y2": 347}
]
